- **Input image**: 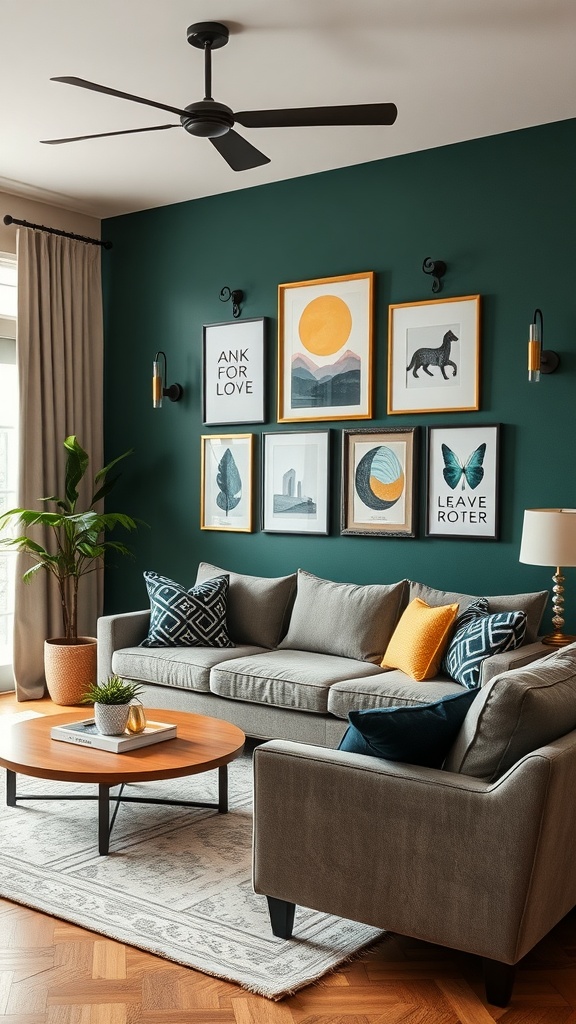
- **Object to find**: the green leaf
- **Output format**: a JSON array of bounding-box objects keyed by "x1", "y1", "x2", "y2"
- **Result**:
[
  {"x1": 64, "y1": 435, "x2": 89, "y2": 511},
  {"x1": 216, "y1": 448, "x2": 242, "y2": 515},
  {"x1": 91, "y1": 449, "x2": 133, "y2": 505}
]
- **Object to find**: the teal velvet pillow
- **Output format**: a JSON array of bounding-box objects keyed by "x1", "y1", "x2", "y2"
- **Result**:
[{"x1": 338, "y1": 689, "x2": 478, "y2": 767}]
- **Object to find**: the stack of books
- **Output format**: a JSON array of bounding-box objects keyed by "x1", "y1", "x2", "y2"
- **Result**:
[{"x1": 50, "y1": 718, "x2": 177, "y2": 752}]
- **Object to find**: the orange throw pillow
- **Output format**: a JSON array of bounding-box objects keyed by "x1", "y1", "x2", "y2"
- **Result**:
[{"x1": 381, "y1": 598, "x2": 459, "y2": 681}]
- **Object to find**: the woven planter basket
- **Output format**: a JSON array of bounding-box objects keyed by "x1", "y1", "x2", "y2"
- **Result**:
[{"x1": 44, "y1": 637, "x2": 97, "y2": 706}]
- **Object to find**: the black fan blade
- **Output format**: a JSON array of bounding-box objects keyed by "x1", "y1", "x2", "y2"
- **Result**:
[
  {"x1": 209, "y1": 129, "x2": 270, "y2": 171},
  {"x1": 41, "y1": 124, "x2": 178, "y2": 145},
  {"x1": 51, "y1": 77, "x2": 191, "y2": 119},
  {"x1": 234, "y1": 102, "x2": 398, "y2": 129}
]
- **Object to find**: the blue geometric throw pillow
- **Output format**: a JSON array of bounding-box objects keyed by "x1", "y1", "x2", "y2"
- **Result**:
[
  {"x1": 443, "y1": 604, "x2": 527, "y2": 689},
  {"x1": 337, "y1": 689, "x2": 479, "y2": 767},
  {"x1": 140, "y1": 571, "x2": 233, "y2": 648}
]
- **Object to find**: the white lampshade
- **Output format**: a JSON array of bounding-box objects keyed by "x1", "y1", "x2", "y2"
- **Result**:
[{"x1": 519, "y1": 509, "x2": 576, "y2": 567}]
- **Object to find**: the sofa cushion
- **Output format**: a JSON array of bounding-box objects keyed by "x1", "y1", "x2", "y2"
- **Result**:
[
  {"x1": 409, "y1": 581, "x2": 548, "y2": 644},
  {"x1": 381, "y1": 598, "x2": 459, "y2": 680},
  {"x1": 196, "y1": 562, "x2": 296, "y2": 649},
  {"x1": 327, "y1": 673, "x2": 464, "y2": 719},
  {"x1": 210, "y1": 649, "x2": 382, "y2": 713},
  {"x1": 338, "y1": 689, "x2": 479, "y2": 767},
  {"x1": 112, "y1": 644, "x2": 267, "y2": 693},
  {"x1": 444, "y1": 643, "x2": 576, "y2": 780},
  {"x1": 278, "y1": 570, "x2": 408, "y2": 664},
  {"x1": 442, "y1": 605, "x2": 527, "y2": 689},
  {"x1": 141, "y1": 572, "x2": 232, "y2": 648}
]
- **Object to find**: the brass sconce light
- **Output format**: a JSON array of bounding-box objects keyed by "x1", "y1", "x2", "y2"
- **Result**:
[
  {"x1": 528, "y1": 308, "x2": 559, "y2": 382},
  {"x1": 152, "y1": 351, "x2": 183, "y2": 408}
]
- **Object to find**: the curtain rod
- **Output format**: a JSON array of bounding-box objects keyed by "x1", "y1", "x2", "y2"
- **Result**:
[{"x1": 3, "y1": 214, "x2": 112, "y2": 250}]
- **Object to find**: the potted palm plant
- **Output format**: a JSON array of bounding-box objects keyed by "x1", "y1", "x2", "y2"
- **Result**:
[{"x1": 0, "y1": 435, "x2": 139, "y2": 705}]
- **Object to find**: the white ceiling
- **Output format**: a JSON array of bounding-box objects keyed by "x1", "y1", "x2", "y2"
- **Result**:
[{"x1": 1, "y1": 0, "x2": 576, "y2": 220}]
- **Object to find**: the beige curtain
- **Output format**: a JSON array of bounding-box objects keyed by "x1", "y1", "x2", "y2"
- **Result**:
[{"x1": 14, "y1": 228, "x2": 103, "y2": 700}]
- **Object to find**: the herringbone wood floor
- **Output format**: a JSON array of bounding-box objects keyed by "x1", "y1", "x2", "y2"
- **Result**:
[{"x1": 1, "y1": 693, "x2": 576, "y2": 1024}]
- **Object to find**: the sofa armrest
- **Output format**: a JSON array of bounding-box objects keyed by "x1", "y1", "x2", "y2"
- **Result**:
[
  {"x1": 253, "y1": 735, "x2": 576, "y2": 964},
  {"x1": 97, "y1": 609, "x2": 150, "y2": 683},
  {"x1": 479, "y1": 640, "x2": 551, "y2": 686}
]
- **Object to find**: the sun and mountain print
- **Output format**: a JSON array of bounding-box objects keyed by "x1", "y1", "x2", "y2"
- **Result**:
[{"x1": 291, "y1": 293, "x2": 361, "y2": 408}]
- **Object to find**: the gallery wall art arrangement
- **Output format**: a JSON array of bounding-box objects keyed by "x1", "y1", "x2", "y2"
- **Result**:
[{"x1": 198, "y1": 281, "x2": 495, "y2": 541}]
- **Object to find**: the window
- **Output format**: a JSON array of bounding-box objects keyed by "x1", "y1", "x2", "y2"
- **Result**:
[{"x1": 0, "y1": 253, "x2": 17, "y2": 689}]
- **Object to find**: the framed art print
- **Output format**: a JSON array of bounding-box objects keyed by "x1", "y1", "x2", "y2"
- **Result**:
[
  {"x1": 341, "y1": 427, "x2": 418, "y2": 537},
  {"x1": 426, "y1": 423, "x2": 500, "y2": 540},
  {"x1": 201, "y1": 433, "x2": 254, "y2": 532},
  {"x1": 388, "y1": 295, "x2": 480, "y2": 414},
  {"x1": 203, "y1": 318, "x2": 266, "y2": 425},
  {"x1": 262, "y1": 430, "x2": 330, "y2": 535},
  {"x1": 278, "y1": 272, "x2": 374, "y2": 422}
]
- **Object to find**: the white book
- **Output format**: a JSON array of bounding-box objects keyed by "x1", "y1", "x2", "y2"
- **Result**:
[{"x1": 50, "y1": 717, "x2": 177, "y2": 753}]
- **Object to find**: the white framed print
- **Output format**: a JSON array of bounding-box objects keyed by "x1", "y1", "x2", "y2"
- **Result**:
[
  {"x1": 426, "y1": 423, "x2": 500, "y2": 540},
  {"x1": 262, "y1": 430, "x2": 330, "y2": 535},
  {"x1": 201, "y1": 433, "x2": 254, "y2": 532},
  {"x1": 388, "y1": 295, "x2": 480, "y2": 414},
  {"x1": 203, "y1": 318, "x2": 266, "y2": 425}
]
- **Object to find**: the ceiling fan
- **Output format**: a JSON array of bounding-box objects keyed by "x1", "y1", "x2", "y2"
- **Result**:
[{"x1": 41, "y1": 21, "x2": 398, "y2": 172}]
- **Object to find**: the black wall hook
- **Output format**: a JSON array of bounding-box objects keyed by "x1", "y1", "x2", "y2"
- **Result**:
[
  {"x1": 422, "y1": 257, "x2": 447, "y2": 293},
  {"x1": 220, "y1": 286, "x2": 244, "y2": 318}
]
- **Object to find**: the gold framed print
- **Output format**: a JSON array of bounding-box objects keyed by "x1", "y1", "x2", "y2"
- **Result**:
[
  {"x1": 201, "y1": 433, "x2": 254, "y2": 532},
  {"x1": 278, "y1": 271, "x2": 374, "y2": 422},
  {"x1": 341, "y1": 427, "x2": 418, "y2": 537},
  {"x1": 388, "y1": 294, "x2": 480, "y2": 414}
]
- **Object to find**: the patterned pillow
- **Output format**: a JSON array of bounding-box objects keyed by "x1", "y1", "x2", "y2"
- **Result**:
[
  {"x1": 443, "y1": 603, "x2": 527, "y2": 689},
  {"x1": 140, "y1": 571, "x2": 233, "y2": 648}
]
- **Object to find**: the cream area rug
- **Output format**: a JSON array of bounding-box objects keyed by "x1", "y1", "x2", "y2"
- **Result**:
[{"x1": 0, "y1": 714, "x2": 382, "y2": 999}]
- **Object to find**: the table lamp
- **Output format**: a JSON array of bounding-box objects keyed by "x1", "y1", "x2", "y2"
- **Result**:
[{"x1": 519, "y1": 508, "x2": 576, "y2": 646}]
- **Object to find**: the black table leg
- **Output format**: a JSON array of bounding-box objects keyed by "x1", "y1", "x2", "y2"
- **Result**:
[
  {"x1": 218, "y1": 764, "x2": 228, "y2": 813},
  {"x1": 6, "y1": 770, "x2": 16, "y2": 807},
  {"x1": 98, "y1": 784, "x2": 110, "y2": 855}
]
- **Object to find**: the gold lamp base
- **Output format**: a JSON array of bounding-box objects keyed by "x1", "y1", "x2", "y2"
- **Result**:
[{"x1": 541, "y1": 632, "x2": 576, "y2": 647}]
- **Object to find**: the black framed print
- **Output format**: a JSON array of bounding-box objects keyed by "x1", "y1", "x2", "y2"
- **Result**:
[
  {"x1": 203, "y1": 318, "x2": 266, "y2": 425},
  {"x1": 426, "y1": 424, "x2": 500, "y2": 540},
  {"x1": 262, "y1": 430, "x2": 330, "y2": 535}
]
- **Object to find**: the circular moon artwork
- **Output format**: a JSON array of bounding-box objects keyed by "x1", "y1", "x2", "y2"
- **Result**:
[
  {"x1": 355, "y1": 446, "x2": 405, "y2": 510},
  {"x1": 298, "y1": 294, "x2": 352, "y2": 356}
]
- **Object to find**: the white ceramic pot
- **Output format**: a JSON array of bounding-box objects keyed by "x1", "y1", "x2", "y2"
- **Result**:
[{"x1": 94, "y1": 702, "x2": 130, "y2": 736}]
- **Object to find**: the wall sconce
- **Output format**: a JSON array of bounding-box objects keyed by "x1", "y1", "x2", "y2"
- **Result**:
[
  {"x1": 422, "y1": 257, "x2": 447, "y2": 293},
  {"x1": 152, "y1": 351, "x2": 183, "y2": 408},
  {"x1": 220, "y1": 286, "x2": 244, "y2": 318},
  {"x1": 528, "y1": 308, "x2": 560, "y2": 382}
]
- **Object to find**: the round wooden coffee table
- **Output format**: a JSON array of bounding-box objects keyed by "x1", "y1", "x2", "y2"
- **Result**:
[{"x1": 0, "y1": 709, "x2": 245, "y2": 855}]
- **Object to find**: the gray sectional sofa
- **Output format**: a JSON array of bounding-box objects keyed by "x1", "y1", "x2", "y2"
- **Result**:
[{"x1": 97, "y1": 562, "x2": 550, "y2": 744}]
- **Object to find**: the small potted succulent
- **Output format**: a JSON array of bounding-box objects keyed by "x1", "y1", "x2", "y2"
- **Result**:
[{"x1": 82, "y1": 675, "x2": 143, "y2": 736}]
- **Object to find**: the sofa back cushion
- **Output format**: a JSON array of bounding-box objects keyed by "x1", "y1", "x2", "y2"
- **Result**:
[
  {"x1": 444, "y1": 643, "x2": 576, "y2": 780},
  {"x1": 409, "y1": 581, "x2": 548, "y2": 644},
  {"x1": 278, "y1": 570, "x2": 408, "y2": 663},
  {"x1": 195, "y1": 562, "x2": 296, "y2": 649}
]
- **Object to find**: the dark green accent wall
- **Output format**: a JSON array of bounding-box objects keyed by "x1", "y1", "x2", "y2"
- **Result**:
[{"x1": 103, "y1": 118, "x2": 576, "y2": 627}]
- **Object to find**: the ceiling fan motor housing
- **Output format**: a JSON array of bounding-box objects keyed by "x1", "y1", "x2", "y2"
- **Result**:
[{"x1": 180, "y1": 100, "x2": 234, "y2": 138}]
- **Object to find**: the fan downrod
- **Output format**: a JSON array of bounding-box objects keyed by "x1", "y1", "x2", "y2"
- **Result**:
[{"x1": 187, "y1": 22, "x2": 229, "y2": 50}]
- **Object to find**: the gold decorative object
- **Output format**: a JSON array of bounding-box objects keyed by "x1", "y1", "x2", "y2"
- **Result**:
[{"x1": 127, "y1": 704, "x2": 147, "y2": 734}]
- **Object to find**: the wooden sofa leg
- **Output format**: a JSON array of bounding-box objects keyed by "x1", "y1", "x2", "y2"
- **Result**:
[
  {"x1": 266, "y1": 896, "x2": 296, "y2": 938},
  {"x1": 482, "y1": 957, "x2": 516, "y2": 1007}
]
